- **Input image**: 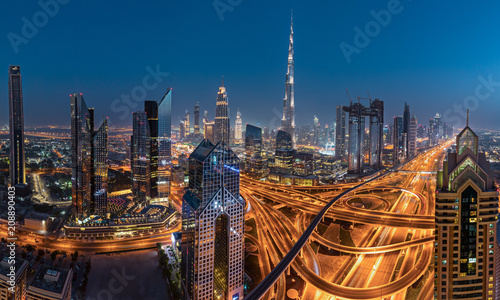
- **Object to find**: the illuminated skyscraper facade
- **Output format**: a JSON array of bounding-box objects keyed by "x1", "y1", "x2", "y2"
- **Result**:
[
  {"x1": 245, "y1": 124, "x2": 265, "y2": 177},
  {"x1": 435, "y1": 121, "x2": 498, "y2": 299},
  {"x1": 131, "y1": 111, "x2": 151, "y2": 206},
  {"x1": 274, "y1": 130, "x2": 294, "y2": 174},
  {"x1": 145, "y1": 100, "x2": 158, "y2": 199},
  {"x1": 409, "y1": 114, "x2": 417, "y2": 158},
  {"x1": 181, "y1": 140, "x2": 245, "y2": 300},
  {"x1": 335, "y1": 105, "x2": 346, "y2": 158},
  {"x1": 71, "y1": 94, "x2": 108, "y2": 219},
  {"x1": 282, "y1": 15, "x2": 295, "y2": 144},
  {"x1": 8, "y1": 65, "x2": 25, "y2": 186},
  {"x1": 158, "y1": 88, "x2": 172, "y2": 200},
  {"x1": 402, "y1": 102, "x2": 410, "y2": 159},
  {"x1": 194, "y1": 102, "x2": 200, "y2": 135},
  {"x1": 215, "y1": 82, "x2": 230, "y2": 144},
  {"x1": 234, "y1": 109, "x2": 242, "y2": 143}
]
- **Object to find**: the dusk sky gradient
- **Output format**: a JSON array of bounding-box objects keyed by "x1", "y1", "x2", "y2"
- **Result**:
[{"x1": 1, "y1": 0, "x2": 500, "y2": 130}]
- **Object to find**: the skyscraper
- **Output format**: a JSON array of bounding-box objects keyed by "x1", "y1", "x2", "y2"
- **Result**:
[
  {"x1": 402, "y1": 102, "x2": 410, "y2": 159},
  {"x1": 234, "y1": 109, "x2": 242, "y2": 143},
  {"x1": 393, "y1": 116, "x2": 403, "y2": 166},
  {"x1": 368, "y1": 99, "x2": 384, "y2": 169},
  {"x1": 245, "y1": 124, "x2": 265, "y2": 177},
  {"x1": 145, "y1": 100, "x2": 159, "y2": 200},
  {"x1": 204, "y1": 121, "x2": 215, "y2": 142},
  {"x1": 8, "y1": 65, "x2": 25, "y2": 186},
  {"x1": 181, "y1": 140, "x2": 245, "y2": 300},
  {"x1": 184, "y1": 110, "x2": 190, "y2": 136},
  {"x1": 435, "y1": 116, "x2": 498, "y2": 299},
  {"x1": 313, "y1": 115, "x2": 320, "y2": 146},
  {"x1": 282, "y1": 14, "x2": 295, "y2": 144},
  {"x1": 408, "y1": 114, "x2": 417, "y2": 158},
  {"x1": 158, "y1": 88, "x2": 172, "y2": 200},
  {"x1": 335, "y1": 105, "x2": 346, "y2": 158},
  {"x1": 131, "y1": 111, "x2": 151, "y2": 206},
  {"x1": 92, "y1": 118, "x2": 108, "y2": 216},
  {"x1": 274, "y1": 130, "x2": 294, "y2": 174},
  {"x1": 215, "y1": 80, "x2": 230, "y2": 144},
  {"x1": 71, "y1": 94, "x2": 108, "y2": 219},
  {"x1": 344, "y1": 102, "x2": 365, "y2": 174},
  {"x1": 194, "y1": 102, "x2": 200, "y2": 135}
]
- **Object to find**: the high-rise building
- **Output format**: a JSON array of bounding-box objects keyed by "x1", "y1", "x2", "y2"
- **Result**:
[
  {"x1": 282, "y1": 14, "x2": 295, "y2": 145},
  {"x1": 194, "y1": 102, "x2": 200, "y2": 135},
  {"x1": 71, "y1": 94, "x2": 108, "y2": 219},
  {"x1": 184, "y1": 110, "x2": 190, "y2": 136},
  {"x1": 234, "y1": 109, "x2": 242, "y2": 143},
  {"x1": 158, "y1": 88, "x2": 172, "y2": 200},
  {"x1": 402, "y1": 102, "x2": 410, "y2": 159},
  {"x1": 92, "y1": 118, "x2": 108, "y2": 216},
  {"x1": 204, "y1": 121, "x2": 215, "y2": 142},
  {"x1": 335, "y1": 105, "x2": 346, "y2": 158},
  {"x1": 344, "y1": 103, "x2": 365, "y2": 174},
  {"x1": 8, "y1": 65, "x2": 25, "y2": 186},
  {"x1": 0, "y1": 255, "x2": 28, "y2": 300},
  {"x1": 180, "y1": 121, "x2": 186, "y2": 140},
  {"x1": 313, "y1": 115, "x2": 320, "y2": 146},
  {"x1": 215, "y1": 80, "x2": 230, "y2": 144},
  {"x1": 368, "y1": 99, "x2": 384, "y2": 169},
  {"x1": 145, "y1": 100, "x2": 158, "y2": 200},
  {"x1": 274, "y1": 130, "x2": 294, "y2": 174},
  {"x1": 181, "y1": 140, "x2": 245, "y2": 300},
  {"x1": 393, "y1": 116, "x2": 403, "y2": 166},
  {"x1": 435, "y1": 118, "x2": 498, "y2": 299},
  {"x1": 131, "y1": 111, "x2": 151, "y2": 206},
  {"x1": 245, "y1": 124, "x2": 265, "y2": 177},
  {"x1": 408, "y1": 114, "x2": 417, "y2": 158}
]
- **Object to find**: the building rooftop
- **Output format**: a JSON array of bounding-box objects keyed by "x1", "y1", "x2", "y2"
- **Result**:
[
  {"x1": 0, "y1": 255, "x2": 27, "y2": 279},
  {"x1": 29, "y1": 265, "x2": 70, "y2": 294}
]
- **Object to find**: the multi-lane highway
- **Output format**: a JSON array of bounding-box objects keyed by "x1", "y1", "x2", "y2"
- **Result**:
[{"x1": 243, "y1": 140, "x2": 453, "y2": 300}]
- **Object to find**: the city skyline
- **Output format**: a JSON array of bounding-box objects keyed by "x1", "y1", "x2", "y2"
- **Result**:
[{"x1": 2, "y1": 1, "x2": 500, "y2": 129}]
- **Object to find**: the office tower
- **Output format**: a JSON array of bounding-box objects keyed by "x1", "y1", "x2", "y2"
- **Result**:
[
  {"x1": 158, "y1": 88, "x2": 172, "y2": 200},
  {"x1": 131, "y1": 112, "x2": 151, "y2": 206},
  {"x1": 402, "y1": 102, "x2": 410, "y2": 158},
  {"x1": 234, "y1": 109, "x2": 242, "y2": 143},
  {"x1": 180, "y1": 121, "x2": 186, "y2": 139},
  {"x1": 194, "y1": 102, "x2": 200, "y2": 135},
  {"x1": 0, "y1": 256, "x2": 28, "y2": 300},
  {"x1": 335, "y1": 105, "x2": 346, "y2": 158},
  {"x1": 8, "y1": 65, "x2": 25, "y2": 186},
  {"x1": 145, "y1": 100, "x2": 159, "y2": 200},
  {"x1": 393, "y1": 116, "x2": 403, "y2": 166},
  {"x1": 26, "y1": 266, "x2": 72, "y2": 300},
  {"x1": 344, "y1": 103, "x2": 365, "y2": 174},
  {"x1": 245, "y1": 124, "x2": 265, "y2": 177},
  {"x1": 274, "y1": 130, "x2": 294, "y2": 174},
  {"x1": 408, "y1": 114, "x2": 417, "y2": 158},
  {"x1": 435, "y1": 117, "x2": 498, "y2": 299},
  {"x1": 203, "y1": 110, "x2": 209, "y2": 125},
  {"x1": 313, "y1": 115, "x2": 320, "y2": 146},
  {"x1": 181, "y1": 140, "x2": 245, "y2": 300},
  {"x1": 368, "y1": 99, "x2": 384, "y2": 169},
  {"x1": 204, "y1": 121, "x2": 215, "y2": 142},
  {"x1": 71, "y1": 94, "x2": 108, "y2": 219},
  {"x1": 184, "y1": 110, "x2": 190, "y2": 135},
  {"x1": 215, "y1": 80, "x2": 230, "y2": 144},
  {"x1": 282, "y1": 14, "x2": 295, "y2": 145},
  {"x1": 92, "y1": 118, "x2": 108, "y2": 216}
]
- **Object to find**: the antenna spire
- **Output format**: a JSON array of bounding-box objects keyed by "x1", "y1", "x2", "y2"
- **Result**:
[
  {"x1": 221, "y1": 76, "x2": 224, "y2": 87},
  {"x1": 466, "y1": 109, "x2": 469, "y2": 126}
]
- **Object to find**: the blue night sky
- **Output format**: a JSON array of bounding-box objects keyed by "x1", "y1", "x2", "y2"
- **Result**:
[{"x1": 1, "y1": 0, "x2": 500, "y2": 130}]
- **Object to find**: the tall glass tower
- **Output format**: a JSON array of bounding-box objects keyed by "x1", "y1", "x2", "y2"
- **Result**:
[
  {"x1": 282, "y1": 14, "x2": 295, "y2": 144},
  {"x1": 145, "y1": 100, "x2": 158, "y2": 199},
  {"x1": 335, "y1": 105, "x2": 346, "y2": 158},
  {"x1": 131, "y1": 111, "x2": 151, "y2": 206},
  {"x1": 215, "y1": 81, "x2": 230, "y2": 144},
  {"x1": 194, "y1": 102, "x2": 200, "y2": 135},
  {"x1": 71, "y1": 94, "x2": 108, "y2": 219},
  {"x1": 181, "y1": 140, "x2": 245, "y2": 300},
  {"x1": 158, "y1": 88, "x2": 172, "y2": 200},
  {"x1": 8, "y1": 65, "x2": 25, "y2": 186}
]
